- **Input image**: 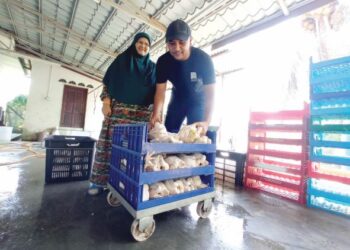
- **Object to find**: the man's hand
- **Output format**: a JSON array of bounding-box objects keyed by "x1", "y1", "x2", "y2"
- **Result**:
[
  {"x1": 193, "y1": 121, "x2": 209, "y2": 135},
  {"x1": 102, "y1": 103, "x2": 112, "y2": 117},
  {"x1": 149, "y1": 113, "x2": 162, "y2": 129}
]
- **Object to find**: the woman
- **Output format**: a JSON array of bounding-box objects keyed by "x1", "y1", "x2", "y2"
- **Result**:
[{"x1": 88, "y1": 32, "x2": 156, "y2": 195}]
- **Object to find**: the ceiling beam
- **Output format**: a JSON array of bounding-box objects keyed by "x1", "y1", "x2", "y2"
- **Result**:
[
  {"x1": 277, "y1": 0, "x2": 290, "y2": 16},
  {"x1": 95, "y1": 0, "x2": 178, "y2": 71},
  {"x1": 38, "y1": 0, "x2": 42, "y2": 53},
  {"x1": 60, "y1": 0, "x2": 80, "y2": 60},
  {"x1": 212, "y1": 0, "x2": 335, "y2": 50},
  {"x1": 4, "y1": 0, "x2": 18, "y2": 36},
  {"x1": 17, "y1": 43, "x2": 104, "y2": 81},
  {"x1": 79, "y1": 8, "x2": 117, "y2": 65},
  {"x1": 0, "y1": 17, "x2": 115, "y2": 58},
  {"x1": 14, "y1": 36, "x2": 104, "y2": 78},
  {"x1": 6, "y1": 0, "x2": 117, "y2": 57},
  {"x1": 99, "y1": 0, "x2": 166, "y2": 33},
  {"x1": 0, "y1": 47, "x2": 59, "y2": 65}
]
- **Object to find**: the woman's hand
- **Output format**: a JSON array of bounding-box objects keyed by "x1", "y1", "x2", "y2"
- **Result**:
[
  {"x1": 102, "y1": 102, "x2": 112, "y2": 117},
  {"x1": 149, "y1": 113, "x2": 162, "y2": 129}
]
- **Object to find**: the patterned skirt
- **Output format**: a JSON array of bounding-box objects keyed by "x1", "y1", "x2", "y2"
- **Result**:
[{"x1": 90, "y1": 101, "x2": 152, "y2": 186}]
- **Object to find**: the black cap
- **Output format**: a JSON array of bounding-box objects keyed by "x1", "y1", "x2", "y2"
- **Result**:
[{"x1": 165, "y1": 19, "x2": 191, "y2": 42}]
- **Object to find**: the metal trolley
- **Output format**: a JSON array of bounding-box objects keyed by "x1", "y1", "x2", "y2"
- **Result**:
[{"x1": 106, "y1": 123, "x2": 216, "y2": 241}]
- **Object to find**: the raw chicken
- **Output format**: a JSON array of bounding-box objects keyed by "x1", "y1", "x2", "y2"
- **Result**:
[
  {"x1": 177, "y1": 124, "x2": 201, "y2": 143},
  {"x1": 148, "y1": 122, "x2": 168, "y2": 140},
  {"x1": 144, "y1": 153, "x2": 169, "y2": 171},
  {"x1": 144, "y1": 152, "x2": 161, "y2": 172},
  {"x1": 193, "y1": 153, "x2": 209, "y2": 166},
  {"x1": 149, "y1": 182, "x2": 170, "y2": 199},
  {"x1": 174, "y1": 179, "x2": 185, "y2": 193},
  {"x1": 179, "y1": 178, "x2": 194, "y2": 192},
  {"x1": 193, "y1": 176, "x2": 208, "y2": 189},
  {"x1": 164, "y1": 155, "x2": 186, "y2": 169},
  {"x1": 164, "y1": 180, "x2": 182, "y2": 195},
  {"x1": 179, "y1": 154, "x2": 197, "y2": 167}
]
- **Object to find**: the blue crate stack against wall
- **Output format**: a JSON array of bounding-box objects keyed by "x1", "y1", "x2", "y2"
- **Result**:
[
  {"x1": 308, "y1": 56, "x2": 350, "y2": 217},
  {"x1": 109, "y1": 123, "x2": 216, "y2": 210}
]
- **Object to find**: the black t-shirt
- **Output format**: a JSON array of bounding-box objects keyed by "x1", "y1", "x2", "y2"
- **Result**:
[{"x1": 156, "y1": 47, "x2": 215, "y2": 105}]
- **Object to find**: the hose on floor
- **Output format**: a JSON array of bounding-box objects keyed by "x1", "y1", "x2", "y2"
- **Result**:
[{"x1": 0, "y1": 142, "x2": 46, "y2": 166}]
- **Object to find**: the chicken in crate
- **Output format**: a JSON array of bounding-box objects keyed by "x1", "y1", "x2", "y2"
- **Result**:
[{"x1": 107, "y1": 123, "x2": 217, "y2": 241}]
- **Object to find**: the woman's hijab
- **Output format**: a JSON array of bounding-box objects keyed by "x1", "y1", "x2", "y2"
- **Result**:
[{"x1": 102, "y1": 32, "x2": 156, "y2": 105}]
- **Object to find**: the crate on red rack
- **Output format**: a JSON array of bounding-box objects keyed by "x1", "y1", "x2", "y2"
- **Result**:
[
  {"x1": 109, "y1": 165, "x2": 215, "y2": 210},
  {"x1": 245, "y1": 177, "x2": 306, "y2": 204},
  {"x1": 308, "y1": 161, "x2": 350, "y2": 185}
]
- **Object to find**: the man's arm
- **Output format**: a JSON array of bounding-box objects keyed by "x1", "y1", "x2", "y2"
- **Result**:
[
  {"x1": 194, "y1": 83, "x2": 215, "y2": 134},
  {"x1": 150, "y1": 82, "x2": 167, "y2": 127}
]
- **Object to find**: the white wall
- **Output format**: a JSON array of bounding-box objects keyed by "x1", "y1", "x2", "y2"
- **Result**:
[{"x1": 23, "y1": 61, "x2": 104, "y2": 139}]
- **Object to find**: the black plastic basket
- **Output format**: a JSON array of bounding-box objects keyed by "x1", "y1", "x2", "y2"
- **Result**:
[{"x1": 44, "y1": 135, "x2": 95, "y2": 184}]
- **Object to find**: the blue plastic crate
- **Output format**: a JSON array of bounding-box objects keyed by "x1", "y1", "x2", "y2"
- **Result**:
[
  {"x1": 307, "y1": 194, "x2": 350, "y2": 217},
  {"x1": 310, "y1": 79, "x2": 350, "y2": 98},
  {"x1": 311, "y1": 97, "x2": 350, "y2": 115},
  {"x1": 307, "y1": 179, "x2": 350, "y2": 217},
  {"x1": 310, "y1": 56, "x2": 350, "y2": 84},
  {"x1": 112, "y1": 123, "x2": 216, "y2": 154},
  {"x1": 44, "y1": 136, "x2": 96, "y2": 184},
  {"x1": 310, "y1": 132, "x2": 350, "y2": 149},
  {"x1": 109, "y1": 165, "x2": 215, "y2": 210},
  {"x1": 110, "y1": 145, "x2": 216, "y2": 184},
  {"x1": 310, "y1": 145, "x2": 350, "y2": 166},
  {"x1": 109, "y1": 123, "x2": 217, "y2": 211}
]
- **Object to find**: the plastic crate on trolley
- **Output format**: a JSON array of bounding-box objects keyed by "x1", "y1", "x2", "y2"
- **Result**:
[
  {"x1": 44, "y1": 135, "x2": 95, "y2": 184},
  {"x1": 244, "y1": 105, "x2": 309, "y2": 204},
  {"x1": 107, "y1": 123, "x2": 217, "y2": 241},
  {"x1": 109, "y1": 123, "x2": 217, "y2": 210}
]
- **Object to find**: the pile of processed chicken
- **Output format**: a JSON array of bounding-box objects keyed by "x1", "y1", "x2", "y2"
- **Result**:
[{"x1": 142, "y1": 123, "x2": 212, "y2": 201}]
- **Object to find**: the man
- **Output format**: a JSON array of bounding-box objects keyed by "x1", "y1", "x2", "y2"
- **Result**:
[{"x1": 150, "y1": 19, "x2": 216, "y2": 134}]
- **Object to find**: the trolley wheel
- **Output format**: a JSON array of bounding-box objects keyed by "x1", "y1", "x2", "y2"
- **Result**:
[
  {"x1": 106, "y1": 191, "x2": 121, "y2": 207},
  {"x1": 130, "y1": 218, "x2": 156, "y2": 241},
  {"x1": 196, "y1": 200, "x2": 213, "y2": 218}
]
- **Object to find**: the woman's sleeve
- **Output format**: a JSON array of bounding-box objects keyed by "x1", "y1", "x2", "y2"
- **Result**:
[
  {"x1": 99, "y1": 84, "x2": 111, "y2": 101},
  {"x1": 100, "y1": 58, "x2": 116, "y2": 101}
]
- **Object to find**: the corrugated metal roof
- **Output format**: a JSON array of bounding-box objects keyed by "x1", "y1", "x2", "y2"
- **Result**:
[{"x1": 0, "y1": 0, "x2": 330, "y2": 80}]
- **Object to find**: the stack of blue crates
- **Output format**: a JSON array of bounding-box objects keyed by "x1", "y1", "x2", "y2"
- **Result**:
[
  {"x1": 109, "y1": 123, "x2": 216, "y2": 210},
  {"x1": 308, "y1": 56, "x2": 350, "y2": 217}
]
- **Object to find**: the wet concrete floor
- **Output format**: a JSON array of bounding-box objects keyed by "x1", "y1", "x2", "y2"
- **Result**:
[{"x1": 0, "y1": 143, "x2": 349, "y2": 250}]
